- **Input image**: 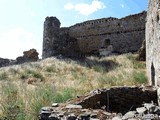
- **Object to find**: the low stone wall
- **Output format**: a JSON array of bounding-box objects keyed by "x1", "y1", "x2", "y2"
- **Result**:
[{"x1": 39, "y1": 86, "x2": 157, "y2": 120}]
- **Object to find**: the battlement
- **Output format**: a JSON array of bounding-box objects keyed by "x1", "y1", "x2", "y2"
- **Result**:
[
  {"x1": 68, "y1": 11, "x2": 146, "y2": 30},
  {"x1": 69, "y1": 17, "x2": 118, "y2": 28}
]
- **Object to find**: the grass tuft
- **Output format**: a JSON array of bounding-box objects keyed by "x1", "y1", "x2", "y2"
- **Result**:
[
  {"x1": 133, "y1": 72, "x2": 148, "y2": 84},
  {"x1": 0, "y1": 72, "x2": 8, "y2": 80}
]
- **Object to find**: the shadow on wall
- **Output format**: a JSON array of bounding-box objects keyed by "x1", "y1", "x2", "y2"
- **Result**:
[{"x1": 151, "y1": 62, "x2": 155, "y2": 86}]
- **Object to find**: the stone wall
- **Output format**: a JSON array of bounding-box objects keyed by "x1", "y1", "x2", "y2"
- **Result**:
[
  {"x1": 42, "y1": 11, "x2": 146, "y2": 59},
  {"x1": 146, "y1": 0, "x2": 160, "y2": 86},
  {"x1": 39, "y1": 86, "x2": 157, "y2": 120},
  {"x1": 42, "y1": 17, "x2": 81, "y2": 59},
  {"x1": 69, "y1": 11, "x2": 146, "y2": 54}
]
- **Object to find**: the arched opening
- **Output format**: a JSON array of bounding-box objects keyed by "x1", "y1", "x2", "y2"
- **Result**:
[{"x1": 151, "y1": 62, "x2": 155, "y2": 86}]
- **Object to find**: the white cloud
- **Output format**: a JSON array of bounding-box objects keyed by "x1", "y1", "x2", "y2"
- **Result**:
[
  {"x1": 120, "y1": 4, "x2": 125, "y2": 8},
  {"x1": 0, "y1": 28, "x2": 41, "y2": 59},
  {"x1": 64, "y1": 0, "x2": 106, "y2": 16}
]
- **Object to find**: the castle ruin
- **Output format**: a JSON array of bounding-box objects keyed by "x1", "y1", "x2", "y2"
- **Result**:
[
  {"x1": 42, "y1": 11, "x2": 146, "y2": 58},
  {"x1": 146, "y1": 0, "x2": 160, "y2": 86}
]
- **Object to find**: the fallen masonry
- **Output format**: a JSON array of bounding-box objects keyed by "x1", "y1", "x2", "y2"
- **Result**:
[
  {"x1": 39, "y1": 86, "x2": 159, "y2": 120},
  {"x1": 0, "y1": 49, "x2": 39, "y2": 67}
]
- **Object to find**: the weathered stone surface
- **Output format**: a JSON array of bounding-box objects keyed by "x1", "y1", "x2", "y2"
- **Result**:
[
  {"x1": 23, "y1": 49, "x2": 39, "y2": 60},
  {"x1": 0, "y1": 49, "x2": 39, "y2": 68},
  {"x1": 112, "y1": 116, "x2": 122, "y2": 120},
  {"x1": 39, "y1": 86, "x2": 158, "y2": 120},
  {"x1": 42, "y1": 11, "x2": 146, "y2": 59},
  {"x1": 16, "y1": 49, "x2": 39, "y2": 64},
  {"x1": 136, "y1": 107, "x2": 146, "y2": 114},
  {"x1": 67, "y1": 114, "x2": 77, "y2": 120},
  {"x1": 146, "y1": 0, "x2": 160, "y2": 86},
  {"x1": 76, "y1": 87, "x2": 157, "y2": 114},
  {"x1": 122, "y1": 111, "x2": 136, "y2": 120},
  {"x1": 42, "y1": 17, "x2": 61, "y2": 58},
  {"x1": 52, "y1": 103, "x2": 59, "y2": 107},
  {"x1": 42, "y1": 17, "x2": 81, "y2": 59},
  {"x1": 137, "y1": 39, "x2": 146, "y2": 61},
  {"x1": 66, "y1": 104, "x2": 82, "y2": 109},
  {"x1": 0, "y1": 58, "x2": 11, "y2": 67}
]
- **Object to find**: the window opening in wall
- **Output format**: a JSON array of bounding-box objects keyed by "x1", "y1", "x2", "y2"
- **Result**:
[
  {"x1": 151, "y1": 62, "x2": 155, "y2": 86},
  {"x1": 101, "y1": 39, "x2": 111, "y2": 49},
  {"x1": 105, "y1": 39, "x2": 111, "y2": 47}
]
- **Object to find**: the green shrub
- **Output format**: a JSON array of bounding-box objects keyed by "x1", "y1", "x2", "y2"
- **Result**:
[
  {"x1": 92, "y1": 65, "x2": 105, "y2": 73},
  {"x1": 126, "y1": 54, "x2": 146, "y2": 69},
  {"x1": 133, "y1": 61, "x2": 146, "y2": 69},
  {"x1": 0, "y1": 72, "x2": 8, "y2": 80},
  {"x1": 26, "y1": 70, "x2": 44, "y2": 81},
  {"x1": 20, "y1": 73, "x2": 28, "y2": 79},
  {"x1": 8, "y1": 68, "x2": 19, "y2": 74},
  {"x1": 133, "y1": 72, "x2": 147, "y2": 84},
  {"x1": 97, "y1": 76, "x2": 118, "y2": 87},
  {"x1": 126, "y1": 54, "x2": 135, "y2": 61},
  {"x1": 46, "y1": 66, "x2": 56, "y2": 72}
]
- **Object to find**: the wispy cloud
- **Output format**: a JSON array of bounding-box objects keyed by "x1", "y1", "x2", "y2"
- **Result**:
[
  {"x1": 120, "y1": 4, "x2": 125, "y2": 8},
  {"x1": 64, "y1": 0, "x2": 106, "y2": 16}
]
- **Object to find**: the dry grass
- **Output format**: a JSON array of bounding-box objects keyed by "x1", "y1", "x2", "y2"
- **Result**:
[{"x1": 0, "y1": 53, "x2": 147, "y2": 119}]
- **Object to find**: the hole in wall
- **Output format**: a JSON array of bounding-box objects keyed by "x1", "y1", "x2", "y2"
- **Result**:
[
  {"x1": 104, "y1": 39, "x2": 111, "y2": 47},
  {"x1": 157, "y1": 13, "x2": 159, "y2": 22},
  {"x1": 101, "y1": 39, "x2": 111, "y2": 49},
  {"x1": 151, "y1": 62, "x2": 155, "y2": 86}
]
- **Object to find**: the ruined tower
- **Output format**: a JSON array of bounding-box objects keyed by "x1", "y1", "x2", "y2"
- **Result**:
[
  {"x1": 42, "y1": 17, "x2": 61, "y2": 58},
  {"x1": 146, "y1": 0, "x2": 160, "y2": 86}
]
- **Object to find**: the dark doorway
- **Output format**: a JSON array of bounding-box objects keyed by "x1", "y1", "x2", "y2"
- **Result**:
[
  {"x1": 105, "y1": 39, "x2": 111, "y2": 47},
  {"x1": 151, "y1": 63, "x2": 155, "y2": 86}
]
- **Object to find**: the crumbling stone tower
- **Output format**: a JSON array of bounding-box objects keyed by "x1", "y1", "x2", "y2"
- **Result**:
[
  {"x1": 42, "y1": 17, "x2": 61, "y2": 58},
  {"x1": 146, "y1": 0, "x2": 160, "y2": 86}
]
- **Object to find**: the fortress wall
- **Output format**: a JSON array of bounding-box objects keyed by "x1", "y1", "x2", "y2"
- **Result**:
[
  {"x1": 146, "y1": 0, "x2": 160, "y2": 86},
  {"x1": 69, "y1": 11, "x2": 146, "y2": 37},
  {"x1": 42, "y1": 11, "x2": 146, "y2": 58},
  {"x1": 67, "y1": 11, "x2": 146, "y2": 54},
  {"x1": 76, "y1": 30, "x2": 145, "y2": 53}
]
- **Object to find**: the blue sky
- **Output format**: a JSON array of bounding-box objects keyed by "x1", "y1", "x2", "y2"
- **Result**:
[{"x1": 0, "y1": 0, "x2": 148, "y2": 59}]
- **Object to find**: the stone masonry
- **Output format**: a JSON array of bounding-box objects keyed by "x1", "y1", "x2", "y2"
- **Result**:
[
  {"x1": 0, "y1": 49, "x2": 39, "y2": 67},
  {"x1": 42, "y1": 11, "x2": 146, "y2": 59},
  {"x1": 42, "y1": 17, "x2": 81, "y2": 58},
  {"x1": 39, "y1": 86, "x2": 158, "y2": 120},
  {"x1": 146, "y1": 0, "x2": 160, "y2": 86}
]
